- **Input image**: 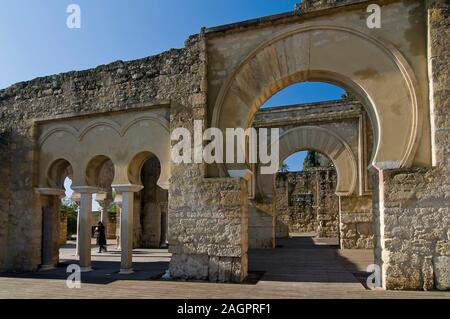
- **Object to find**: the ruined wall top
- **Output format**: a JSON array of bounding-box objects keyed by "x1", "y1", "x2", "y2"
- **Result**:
[
  {"x1": 0, "y1": 35, "x2": 202, "y2": 134},
  {"x1": 253, "y1": 99, "x2": 363, "y2": 128},
  {"x1": 295, "y1": 0, "x2": 369, "y2": 13}
]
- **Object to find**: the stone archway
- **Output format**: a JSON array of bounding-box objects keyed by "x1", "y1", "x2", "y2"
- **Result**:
[
  {"x1": 256, "y1": 126, "x2": 365, "y2": 249},
  {"x1": 211, "y1": 25, "x2": 424, "y2": 173},
  {"x1": 258, "y1": 126, "x2": 357, "y2": 199}
]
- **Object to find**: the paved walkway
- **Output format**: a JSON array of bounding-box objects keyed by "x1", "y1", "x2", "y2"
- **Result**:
[{"x1": 0, "y1": 236, "x2": 449, "y2": 299}]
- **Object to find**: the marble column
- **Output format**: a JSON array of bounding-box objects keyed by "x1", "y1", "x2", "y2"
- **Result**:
[
  {"x1": 72, "y1": 186, "x2": 97, "y2": 272},
  {"x1": 36, "y1": 188, "x2": 65, "y2": 271},
  {"x1": 114, "y1": 194, "x2": 122, "y2": 250},
  {"x1": 112, "y1": 184, "x2": 143, "y2": 274},
  {"x1": 71, "y1": 192, "x2": 81, "y2": 257}
]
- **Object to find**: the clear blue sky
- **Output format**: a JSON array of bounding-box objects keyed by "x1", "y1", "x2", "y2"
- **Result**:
[
  {"x1": 0, "y1": 0, "x2": 305, "y2": 89},
  {"x1": 2, "y1": 1, "x2": 344, "y2": 204}
]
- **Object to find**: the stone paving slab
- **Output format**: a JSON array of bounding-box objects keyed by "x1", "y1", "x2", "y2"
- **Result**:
[{"x1": 0, "y1": 237, "x2": 449, "y2": 299}]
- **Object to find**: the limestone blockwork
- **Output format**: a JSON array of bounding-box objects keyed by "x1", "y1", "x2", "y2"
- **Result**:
[
  {"x1": 0, "y1": 0, "x2": 448, "y2": 290},
  {"x1": 274, "y1": 168, "x2": 339, "y2": 238}
]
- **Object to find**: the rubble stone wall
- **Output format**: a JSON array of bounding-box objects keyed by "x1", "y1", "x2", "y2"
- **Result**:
[{"x1": 274, "y1": 168, "x2": 339, "y2": 238}]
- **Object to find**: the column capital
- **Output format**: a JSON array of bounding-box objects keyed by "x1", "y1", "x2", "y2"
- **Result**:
[
  {"x1": 112, "y1": 184, "x2": 143, "y2": 193},
  {"x1": 71, "y1": 186, "x2": 98, "y2": 194},
  {"x1": 35, "y1": 188, "x2": 66, "y2": 197}
]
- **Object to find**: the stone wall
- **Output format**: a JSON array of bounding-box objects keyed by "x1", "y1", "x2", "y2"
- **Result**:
[
  {"x1": 295, "y1": 0, "x2": 367, "y2": 13},
  {"x1": 0, "y1": 34, "x2": 204, "y2": 271},
  {"x1": 107, "y1": 214, "x2": 116, "y2": 240},
  {"x1": 373, "y1": 2, "x2": 449, "y2": 290},
  {"x1": 169, "y1": 177, "x2": 248, "y2": 282},
  {"x1": 372, "y1": 0, "x2": 448, "y2": 291},
  {"x1": 0, "y1": 133, "x2": 10, "y2": 271},
  {"x1": 248, "y1": 202, "x2": 273, "y2": 249},
  {"x1": 376, "y1": 168, "x2": 450, "y2": 290},
  {"x1": 274, "y1": 168, "x2": 339, "y2": 238},
  {"x1": 340, "y1": 195, "x2": 373, "y2": 249}
]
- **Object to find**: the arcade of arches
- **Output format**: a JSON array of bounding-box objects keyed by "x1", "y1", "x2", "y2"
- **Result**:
[{"x1": 0, "y1": 0, "x2": 449, "y2": 291}]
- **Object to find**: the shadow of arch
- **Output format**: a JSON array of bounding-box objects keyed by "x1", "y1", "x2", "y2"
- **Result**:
[
  {"x1": 128, "y1": 151, "x2": 169, "y2": 190},
  {"x1": 47, "y1": 158, "x2": 74, "y2": 189},
  {"x1": 259, "y1": 126, "x2": 357, "y2": 198}
]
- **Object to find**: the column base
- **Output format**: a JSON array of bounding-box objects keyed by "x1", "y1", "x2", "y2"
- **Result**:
[
  {"x1": 39, "y1": 264, "x2": 55, "y2": 271},
  {"x1": 119, "y1": 268, "x2": 134, "y2": 275},
  {"x1": 80, "y1": 266, "x2": 92, "y2": 272}
]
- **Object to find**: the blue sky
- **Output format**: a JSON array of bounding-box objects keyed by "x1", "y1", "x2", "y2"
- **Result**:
[
  {"x1": 2, "y1": 1, "x2": 344, "y2": 206},
  {"x1": 1, "y1": 0, "x2": 303, "y2": 89}
]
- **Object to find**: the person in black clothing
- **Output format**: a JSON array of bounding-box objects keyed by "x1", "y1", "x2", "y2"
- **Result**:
[{"x1": 96, "y1": 221, "x2": 107, "y2": 253}]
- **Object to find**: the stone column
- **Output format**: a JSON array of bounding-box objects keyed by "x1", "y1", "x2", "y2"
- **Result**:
[
  {"x1": 112, "y1": 184, "x2": 143, "y2": 274},
  {"x1": 72, "y1": 186, "x2": 97, "y2": 272},
  {"x1": 71, "y1": 192, "x2": 81, "y2": 257},
  {"x1": 36, "y1": 188, "x2": 65, "y2": 271},
  {"x1": 114, "y1": 194, "x2": 122, "y2": 250}
]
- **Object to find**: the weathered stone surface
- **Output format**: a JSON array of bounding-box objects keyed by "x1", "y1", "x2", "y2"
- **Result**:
[
  {"x1": 433, "y1": 256, "x2": 450, "y2": 290},
  {"x1": 248, "y1": 203, "x2": 273, "y2": 249},
  {"x1": 340, "y1": 195, "x2": 374, "y2": 249},
  {"x1": 275, "y1": 168, "x2": 339, "y2": 238},
  {"x1": 169, "y1": 177, "x2": 248, "y2": 282},
  {"x1": 377, "y1": 167, "x2": 450, "y2": 290},
  {"x1": 0, "y1": 134, "x2": 10, "y2": 271},
  {"x1": 295, "y1": 0, "x2": 367, "y2": 13}
]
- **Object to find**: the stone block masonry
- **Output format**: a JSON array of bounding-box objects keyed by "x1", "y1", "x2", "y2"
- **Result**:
[
  {"x1": 169, "y1": 177, "x2": 248, "y2": 282},
  {"x1": 340, "y1": 195, "x2": 374, "y2": 249},
  {"x1": 274, "y1": 168, "x2": 339, "y2": 238},
  {"x1": 376, "y1": 167, "x2": 450, "y2": 290}
]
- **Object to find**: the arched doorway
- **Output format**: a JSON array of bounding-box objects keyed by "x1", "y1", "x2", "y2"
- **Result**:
[
  {"x1": 37, "y1": 158, "x2": 73, "y2": 270},
  {"x1": 132, "y1": 153, "x2": 169, "y2": 249},
  {"x1": 245, "y1": 80, "x2": 375, "y2": 286}
]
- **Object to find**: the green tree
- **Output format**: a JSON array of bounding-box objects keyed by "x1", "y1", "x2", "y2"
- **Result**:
[{"x1": 303, "y1": 150, "x2": 319, "y2": 168}]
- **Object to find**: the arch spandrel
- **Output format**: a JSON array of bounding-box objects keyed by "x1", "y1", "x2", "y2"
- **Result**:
[
  {"x1": 212, "y1": 26, "x2": 423, "y2": 172},
  {"x1": 37, "y1": 108, "x2": 171, "y2": 189}
]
